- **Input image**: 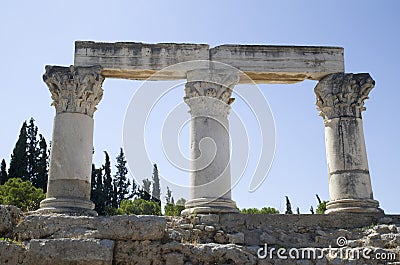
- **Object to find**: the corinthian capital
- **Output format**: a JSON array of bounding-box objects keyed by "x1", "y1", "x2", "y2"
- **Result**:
[
  {"x1": 43, "y1": 65, "x2": 105, "y2": 117},
  {"x1": 184, "y1": 69, "x2": 240, "y2": 105},
  {"x1": 314, "y1": 73, "x2": 375, "y2": 120}
]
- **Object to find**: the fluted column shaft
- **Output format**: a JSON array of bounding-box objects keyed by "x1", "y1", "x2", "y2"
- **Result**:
[
  {"x1": 315, "y1": 73, "x2": 382, "y2": 214},
  {"x1": 182, "y1": 69, "x2": 239, "y2": 215},
  {"x1": 38, "y1": 65, "x2": 104, "y2": 216}
]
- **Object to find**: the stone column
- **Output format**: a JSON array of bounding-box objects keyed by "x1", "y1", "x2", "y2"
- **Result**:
[
  {"x1": 181, "y1": 69, "x2": 239, "y2": 215},
  {"x1": 315, "y1": 73, "x2": 382, "y2": 214},
  {"x1": 38, "y1": 65, "x2": 104, "y2": 216}
]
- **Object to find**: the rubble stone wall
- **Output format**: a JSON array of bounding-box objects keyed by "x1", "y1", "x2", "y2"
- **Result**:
[{"x1": 1, "y1": 205, "x2": 399, "y2": 265}]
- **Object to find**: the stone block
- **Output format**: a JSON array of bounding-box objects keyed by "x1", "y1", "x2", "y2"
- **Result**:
[
  {"x1": 260, "y1": 232, "x2": 277, "y2": 245},
  {"x1": 0, "y1": 241, "x2": 26, "y2": 264},
  {"x1": 210, "y1": 45, "x2": 344, "y2": 82},
  {"x1": 96, "y1": 215, "x2": 167, "y2": 240},
  {"x1": 379, "y1": 217, "x2": 393, "y2": 224},
  {"x1": 165, "y1": 253, "x2": 184, "y2": 265},
  {"x1": 374, "y1": 224, "x2": 392, "y2": 234},
  {"x1": 198, "y1": 214, "x2": 220, "y2": 224},
  {"x1": 74, "y1": 41, "x2": 344, "y2": 83},
  {"x1": 114, "y1": 240, "x2": 162, "y2": 265},
  {"x1": 180, "y1": 223, "x2": 193, "y2": 229},
  {"x1": 74, "y1": 41, "x2": 209, "y2": 80},
  {"x1": 244, "y1": 229, "x2": 261, "y2": 245},
  {"x1": 228, "y1": 232, "x2": 245, "y2": 245},
  {"x1": 204, "y1": 225, "x2": 215, "y2": 232},
  {"x1": 180, "y1": 243, "x2": 257, "y2": 264},
  {"x1": 14, "y1": 214, "x2": 167, "y2": 241},
  {"x1": 0, "y1": 205, "x2": 22, "y2": 236},
  {"x1": 194, "y1": 224, "x2": 205, "y2": 230},
  {"x1": 0, "y1": 206, "x2": 13, "y2": 236},
  {"x1": 214, "y1": 231, "x2": 228, "y2": 244},
  {"x1": 27, "y1": 238, "x2": 114, "y2": 265}
]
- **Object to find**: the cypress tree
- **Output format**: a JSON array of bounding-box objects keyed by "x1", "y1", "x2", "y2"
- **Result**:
[
  {"x1": 90, "y1": 149, "x2": 96, "y2": 206},
  {"x1": 112, "y1": 182, "x2": 118, "y2": 208},
  {"x1": 8, "y1": 121, "x2": 28, "y2": 180},
  {"x1": 316, "y1": 194, "x2": 322, "y2": 204},
  {"x1": 114, "y1": 148, "x2": 133, "y2": 207},
  {"x1": 90, "y1": 164, "x2": 97, "y2": 200},
  {"x1": 7, "y1": 118, "x2": 49, "y2": 191},
  {"x1": 151, "y1": 164, "x2": 161, "y2": 206},
  {"x1": 90, "y1": 163, "x2": 107, "y2": 215},
  {"x1": 165, "y1": 186, "x2": 172, "y2": 204},
  {"x1": 33, "y1": 134, "x2": 48, "y2": 192},
  {"x1": 285, "y1": 196, "x2": 293, "y2": 214},
  {"x1": 138, "y1": 179, "x2": 151, "y2": 201},
  {"x1": 0, "y1": 159, "x2": 8, "y2": 185},
  {"x1": 102, "y1": 151, "x2": 114, "y2": 207},
  {"x1": 26, "y1": 118, "x2": 39, "y2": 183},
  {"x1": 95, "y1": 166, "x2": 105, "y2": 215}
]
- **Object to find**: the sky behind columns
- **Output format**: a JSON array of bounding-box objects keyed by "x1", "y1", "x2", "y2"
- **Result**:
[{"x1": 0, "y1": 0, "x2": 399, "y2": 213}]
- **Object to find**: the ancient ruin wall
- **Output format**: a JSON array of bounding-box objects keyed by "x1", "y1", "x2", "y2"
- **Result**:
[{"x1": 1, "y1": 205, "x2": 400, "y2": 264}]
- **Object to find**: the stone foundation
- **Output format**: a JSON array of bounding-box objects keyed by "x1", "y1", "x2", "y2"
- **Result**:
[{"x1": 1, "y1": 205, "x2": 400, "y2": 264}]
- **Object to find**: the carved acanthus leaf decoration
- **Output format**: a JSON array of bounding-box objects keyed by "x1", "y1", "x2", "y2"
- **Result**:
[
  {"x1": 43, "y1": 65, "x2": 105, "y2": 117},
  {"x1": 314, "y1": 73, "x2": 375, "y2": 120},
  {"x1": 184, "y1": 81, "x2": 235, "y2": 105}
]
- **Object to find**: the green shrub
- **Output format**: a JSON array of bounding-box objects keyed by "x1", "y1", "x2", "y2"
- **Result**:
[
  {"x1": 316, "y1": 201, "x2": 327, "y2": 214},
  {"x1": 315, "y1": 194, "x2": 328, "y2": 214},
  {"x1": 104, "y1": 206, "x2": 124, "y2": 216},
  {"x1": 119, "y1": 198, "x2": 161, "y2": 215},
  {"x1": 241, "y1": 207, "x2": 279, "y2": 214},
  {"x1": 0, "y1": 178, "x2": 45, "y2": 211},
  {"x1": 164, "y1": 203, "x2": 185, "y2": 216}
]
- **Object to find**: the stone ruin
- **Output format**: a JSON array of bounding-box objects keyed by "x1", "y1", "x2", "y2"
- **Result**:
[
  {"x1": 40, "y1": 41, "x2": 381, "y2": 215},
  {"x1": 1, "y1": 41, "x2": 399, "y2": 264}
]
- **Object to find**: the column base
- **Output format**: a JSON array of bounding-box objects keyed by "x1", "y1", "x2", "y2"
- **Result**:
[
  {"x1": 181, "y1": 198, "x2": 239, "y2": 215},
  {"x1": 325, "y1": 199, "x2": 383, "y2": 214},
  {"x1": 36, "y1": 197, "x2": 97, "y2": 216}
]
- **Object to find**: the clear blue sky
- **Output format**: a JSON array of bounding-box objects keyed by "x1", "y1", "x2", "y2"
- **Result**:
[{"x1": 1, "y1": 0, "x2": 399, "y2": 213}]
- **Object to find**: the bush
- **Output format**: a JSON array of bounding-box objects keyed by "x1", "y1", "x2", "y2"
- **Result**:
[
  {"x1": 241, "y1": 207, "x2": 279, "y2": 214},
  {"x1": 164, "y1": 198, "x2": 186, "y2": 216},
  {"x1": 164, "y1": 203, "x2": 185, "y2": 216},
  {"x1": 241, "y1": 208, "x2": 259, "y2": 214},
  {"x1": 119, "y1": 198, "x2": 161, "y2": 215},
  {"x1": 315, "y1": 194, "x2": 328, "y2": 214},
  {"x1": 0, "y1": 178, "x2": 45, "y2": 211},
  {"x1": 104, "y1": 206, "x2": 124, "y2": 216},
  {"x1": 316, "y1": 201, "x2": 327, "y2": 214}
]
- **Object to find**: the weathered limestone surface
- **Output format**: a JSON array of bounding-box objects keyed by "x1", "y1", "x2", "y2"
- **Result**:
[
  {"x1": 0, "y1": 241, "x2": 27, "y2": 264},
  {"x1": 2, "y1": 206, "x2": 399, "y2": 264},
  {"x1": 0, "y1": 205, "x2": 22, "y2": 235},
  {"x1": 0, "y1": 239, "x2": 114, "y2": 265},
  {"x1": 38, "y1": 65, "x2": 105, "y2": 216},
  {"x1": 210, "y1": 45, "x2": 345, "y2": 83},
  {"x1": 46, "y1": 113, "x2": 93, "y2": 183},
  {"x1": 74, "y1": 41, "x2": 344, "y2": 83},
  {"x1": 315, "y1": 73, "x2": 381, "y2": 214},
  {"x1": 13, "y1": 214, "x2": 167, "y2": 241},
  {"x1": 75, "y1": 41, "x2": 209, "y2": 80},
  {"x1": 182, "y1": 69, "x2": 239, "y2": 215},
  {"x1": 27, "y1": 238, "x2": 114, "y2": 265},
  {"x1": 43, "y1": 65, "x2": 104, "y2": 117}
]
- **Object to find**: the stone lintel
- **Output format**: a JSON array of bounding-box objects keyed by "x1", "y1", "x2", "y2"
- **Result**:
[
  {"x1": 74, "y1": 41, "x2": 209, "y2": 80},
  {"x1": 74, "y1": 41, "x2": 344, "y2": 84},
  {"x1": 210, "y1": 45, "x2": 344, "y2": 83}
]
